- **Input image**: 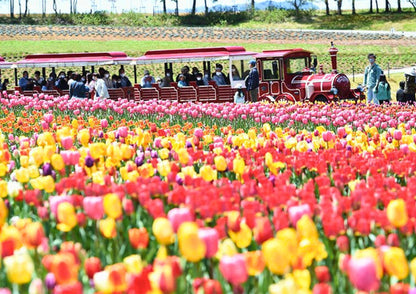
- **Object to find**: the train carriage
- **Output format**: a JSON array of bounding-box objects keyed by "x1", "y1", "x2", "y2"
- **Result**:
[{"x1": 0, "y1": 44, "x2": 364, "y2": 103}]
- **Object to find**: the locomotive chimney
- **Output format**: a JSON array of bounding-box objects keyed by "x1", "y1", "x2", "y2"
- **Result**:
[{"x1": 329, "y1": 41, "x2": 338, "y2": 74}]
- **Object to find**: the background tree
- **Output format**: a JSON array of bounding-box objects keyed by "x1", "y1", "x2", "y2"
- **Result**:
[
  {"x1": 18, "y1": 0, "x2": 21, "y2": 18},
  {"x1": 204, "y1": 0, "x2": 209, "y2": 15},
  {"x1": 42, "y1": 0, "x2": 46, "y2": 17},
  {"x1": 385, "y1": 0, "x2": 390, "y2": 11},
  {"x1": 287, "y1": 0, "x2": 313, "y2": 14},
  {"x1": 53, "y1": 0, "x2": 58, "y2": 15},
  {"x1": 369, "y1": 0, "x2": 373, "y2": 12},
  {"x1": 9, "y1": 0, "x2": 14, "y2": 18},
  {"x1": 409, "y1": 0, "x2": 416, "y2": 11},
  {"x1": 352, "y1": 0, "x2": 356, "y2": 14},
  {"x1": 397, "y1": 0, "x2": 402, "y2": 11},
  {"x1": 23, "y1": 0, "x2": 29, "y2": 17},
  {"x1": 251, "y1": 0, "x2": 255, "y2": 11},
  {"x1": 161, "y1": 0, "x2": 167, "y2": 13},
  {"x1": 174, "y1": 0, "x2": 179, "y2": 16},
  {"x1": 335, "y1": 0, "x2": 342, "y2": 14},
  {"x1": 324, "y1": 0, "x2": 330, "y2": 15},
  {"x1": 69, "y1": 0, "x2": 78, "y2": 14},
  {"x1": 375, "y1": 0, "x2": 379, "y2": 12},
  {"x1": 191, "y1": 0, "x2": 196, "y2": 14}
]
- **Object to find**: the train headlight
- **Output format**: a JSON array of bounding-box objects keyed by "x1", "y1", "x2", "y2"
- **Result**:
[{"x1": 330, "y1": 87, "x2": 338, "y2": 95}]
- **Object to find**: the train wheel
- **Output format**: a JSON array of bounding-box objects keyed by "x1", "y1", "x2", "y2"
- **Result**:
[{"x1": 314, "y1": 95, "x2": 329, "y2": 104}]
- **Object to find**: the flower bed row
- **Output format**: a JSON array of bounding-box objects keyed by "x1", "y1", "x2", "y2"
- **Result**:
[{"x1": 0, "y1": 93, "x2": 416, "y2": 293}]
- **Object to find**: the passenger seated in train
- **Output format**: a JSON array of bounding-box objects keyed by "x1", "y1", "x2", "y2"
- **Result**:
[
  {"x1": 19, "y1": 71, "x2": 33, "y2": 91},
  {"x1": 178, "y1": 74, "x2": 188, "y2": 87},
  {"x1": 195, "y1": 73, "x2": 206, "y2": 86},
  {"x1": 33, "y1": 71, "x2": 44, "y2": 87},
  {"x1": 230, "y1": 65, "x2": 241, "y2": 81},
  {"x1": 56, "y1": 71, "x2": 69, "y2": 90},
  {"x1": 212, "y1": 64, "x2": 229, "y2": 86},
  {"x1": 112, "y1": 74, "x2": 122, "y2": 88},
  {"x1": 156, "y1": 77, "x2": 162, "y2": 87},
  {"x1": 0, "y1": 79, "x2": 9, "y2": 91},
  {"x1": 45, "y1": 73, "x2": 56, "y2": 91},
  {"x1": 176, "y1": 66, "x2": 192, "y2": 83},
  {"x1": 190, "y1": 67, "x2": 200, "y2": 82},
  {"x1": 203, "y1": 70, "x2": 211, "y2": 85},
  {"x1": 67, "y1": 72, "x2": 76, "y2": 89},
  {"x1": 141, "y1": 70, "x2": 156, "y2": 88},
  {"x1": 119, "y1": 68, "x2": 132, "y2": 88},
  {"x1": 160, "y1": 69, "x2": 173, "y2": 87},
  {"x1": 103, "y1": 71, "x2": 113, "y2": 89},
  {"x1": 88, "y1": 73, "x2": 98, "y2": 93},
  {"x1": 69, "y1": 74, "x2": 90, "y2": 99}
]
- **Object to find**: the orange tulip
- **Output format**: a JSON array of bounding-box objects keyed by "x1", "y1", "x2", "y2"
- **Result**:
[
  {"x1": 244, "y1": 251, "x2": 265, "y2": 276},
  {"x1": 128, "y1": 228, "x2": 149, "y2": 250}
]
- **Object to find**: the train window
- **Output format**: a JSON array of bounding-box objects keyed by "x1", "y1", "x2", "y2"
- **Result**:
[
  {"x1": 286, "y1": 57, "x2": 308, "y2": 74},
  {"x1": 262, "y1": 59, "x2": 280, "y2": 81},
  {"x1": 230, "y1": 59, "x2": 250, "y2": 87}
]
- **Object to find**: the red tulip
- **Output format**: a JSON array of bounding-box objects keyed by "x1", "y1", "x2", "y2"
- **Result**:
[
  {"x1": 315, "y1": 266, "x2": 331, "y2": 283},
  {"x1": 84, "y1": 257, "x2": 102, "y2": 280}
]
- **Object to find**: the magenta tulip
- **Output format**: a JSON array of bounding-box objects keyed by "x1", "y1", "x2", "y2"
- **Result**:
[
  {"x1": 167, "y1": 207, "x2": 193, "y2": 232},
  {"x1": 219, "y1": 254, "x2": 248, "y2": 286},
  {"x1": 348, "y1": 257, "x2": 379, "y2": 292},
  {"x1": 198, "y1": 228, "x2": 219, "y2": 258}
]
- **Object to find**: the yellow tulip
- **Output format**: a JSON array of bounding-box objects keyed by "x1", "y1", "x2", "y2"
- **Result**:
[
  {"x1": 0, "y1": 162, "x2": 7, "y2": 177},
  {"x1": 152, "y1": 218, "x2": 174, "y2": 245},
  {"x1": 29, "y1": 147, "x2": 44, "y2": 166},
  {"x1": 178, "y1": 222, "x2": 206, "y2": 262},
  {"x1": 51, "y1": 154, "x2": 65, "y2": 171},
  {"x1": 262, "y1": 238, "x2": 291, "y2": 275},
  {"x1": 3, "y1": 251, "x2": 34, "y2": 285},
  {"x1": 269, "y1": 276, "x2": 297, "y2": 294},
  {"x1": 297, "y1": 238, "x2": 328, "y2": 267},
  {"x1": 78, "y1": 129, "x2": 90, "y2": 147},
  {"x1": 276, "y1": 228, "x2": 298, "y2": 265},
  {"x1": 383, "y1": 247, "x2": 409, "y2": 280},
  {"x1": 103, "y1": 193, "x2": 122, "y2": 219},
  {"x1": 0, "y1": 180, "x2": 7, "y2": 198},
  {"x1": 296, "y1": 215, "x2": 318, "y2": 241},
  {"x1": 293, "y1": 269, "x2": 311, "y2": 290},
  {"x1": 27, "y1": 165, "x2": 40, "y2": 178},
  {"x1": 15, "y1": 168, "x2": 30, "y2": 183},
  {"x1": 99, "y1": 218, "x2": 117, "y2": 239},
  {"x1": 215, "y1": 238, "x2": 238, "y2": 259},
  {"x1": 228, "y1": 222, "x2": 253, "y2": 248},
  {"x1": 20, "y1": 155, "x2": 29, "y2": 168},
  {"x1": 214, "y1": 156, "x2": 227, "y2": 172},
  {"x1": 177, "y1": 148, "x2": 190, "y2": 165},
  {"x1": 233, "y1": 157, "x2": 245, "y2": 175},
  {"x1": 0, "y1": 197, "x2": 8, "y2": 226},
  {"x1": 42, "y1": 176, "x2": 55, "y2": 193},
  {"x1": 123, "y1": 255, "x2": 144, "y2": 274},
  {"x1": 199, "y1": 165, "x2": 217, "y2": 182},
  {"x1": 56, "y1": 202, "x2": 77, "y2": 232},
  {"x1": 157, "y1": 160, "x2": 171, "y2": 177},
  {"x1": 410, "y1": 257, "x2": 416, "y2": 281},
  {"x1": 158, "y1": 148, "x2": 170, "y2": 160},
  {"x1": 387, "y1": 199, "x2": 408, "y2": 228}
]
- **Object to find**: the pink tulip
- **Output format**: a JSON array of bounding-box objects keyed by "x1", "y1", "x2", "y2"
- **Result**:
[
  {"x1": 49, "y1": 195, "x2": 73, "y2": 217},
  {"x1": 288, "y1": 204, "x2": 312, "y2": 226},
  {"x1": 198, "y1": 228, "x2": 219, "y2": 258},
  {"x1": 167, "y1": 207, "x2": 193, "y2": 232},
  {"x1": 100, "y1": 119, "x2": 108, "y2": 128},
  {"x1": 393, "y1": 130, "x2": 402, "y2": 141},
  {"x1": 61, "y1": 137, "x2": 74, "y2": 150},
  {"x1": 219, "y1": 254, "x2": 248, "y2": 286},
  {"x1": 348, "y1": 257, "x2": 379, "y2": 292},
  {"x1": 83, "y1": 197, "x2": 104, "y2": 220}
]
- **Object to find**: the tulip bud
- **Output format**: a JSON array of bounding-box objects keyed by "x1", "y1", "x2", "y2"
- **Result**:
[
  {"x1": 219, "y1": 254, "x2": 248, "y2": 286},
  {"x1": 128, "y1": 228, "x2": 149, "y2": 250},
  {"x1": 336, "y1": 235, "x2": 349, "y2": 252},
  {"x1": 85, "y1": 257, "x2": 102, "y2": 280},
  {"x1": 386, "y1": 233, "x2": 400, "y2": 247},
  {"x1": 387, "y1": 199, "x2": 408, "y2": 228},
  {"x1": 315, "y1": 266, "x2": 331, "y2": 283},
  {"x1": 374, "y1": 234, "x2": 386, "y2": 247},
  {"x1": 167, "y1": 207, "x2": 193, "y2": 233}
]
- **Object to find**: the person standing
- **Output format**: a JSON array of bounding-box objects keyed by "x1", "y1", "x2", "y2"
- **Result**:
[
  {"x1": 95, "y1": 74, "x2": 109, "y2": 99},
  {"x1": 374, "y1": 74, "x2": 391, "y2": 105},
  {"x1": 69, "y1": 74, "x2": 90, "y2": 99},
  {"x1": 363, "y1": 53, "x2": 382, "y2": 104},
  {"x1": 245, "y1": 60, "x2": 259, "y2": 102},
  {"x1": 396, "y1": 81, "x2": 405, "y2": 103}
]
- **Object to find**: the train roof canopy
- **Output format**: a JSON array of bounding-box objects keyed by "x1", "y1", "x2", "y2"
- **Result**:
[
  {"x1": 0, "y1": 56, "x2": 13, "y2": 69},
  {"x1": 255, "y1": 48, "x2": 312, "y2": 59},
  {"x1": 12, "y1": 52, "x2": 134, "y2": 68},
  {"x1": 136, "y1": 46, "x2": 256, "y2": 64}
]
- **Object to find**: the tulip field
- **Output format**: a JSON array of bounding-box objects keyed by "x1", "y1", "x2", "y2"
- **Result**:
[{"x1": 3, "y1": 92, "x2": 416, "y2": 293}]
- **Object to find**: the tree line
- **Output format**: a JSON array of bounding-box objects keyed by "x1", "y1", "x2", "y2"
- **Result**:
[{"x1": 7, "y1": 0, "x2": 416, "y2": 19}]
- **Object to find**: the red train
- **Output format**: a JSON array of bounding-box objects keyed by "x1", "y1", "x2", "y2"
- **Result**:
[{"x1": 0, "y1": 43, "x2": 364, "y2": 103}]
